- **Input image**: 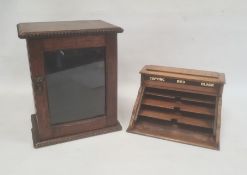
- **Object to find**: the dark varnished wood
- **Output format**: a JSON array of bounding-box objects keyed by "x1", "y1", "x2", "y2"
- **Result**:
[
  {"x1": 31, "y1": 115, "x2": 122, "y2": 148},
  {"x1": 42, "y1": 35, "x2": 106, "y2": 51},
  {"x1": 18, "y1": 20, "x2": 123, "y2": 148},
  {"x1": 139, "y1": 108, "x2": 213, "y2": 129},
  {"x1": 130, "y1": 118, "x2": 217, "y2": 150},
  {"x1": 17, "y1": 20, "x2": 123, "y2": 39},
  {"x1": 127, "y1": 65, "x2": 225, "y2": 150},
  {"x1": 105, "y1": 33, "x2": 118, "y2": 126},
  {"x1": 142, "y1": 97, "x2": 215, "y2": 116}
]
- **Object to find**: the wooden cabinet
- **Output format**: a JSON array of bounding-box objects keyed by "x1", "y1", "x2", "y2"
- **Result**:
[
  {"x1": 17, "y1": 20, "x2": 123, "y2": 148},
  {"x1": 127, "y1": 65, "x2": 225, "y2": 150}
]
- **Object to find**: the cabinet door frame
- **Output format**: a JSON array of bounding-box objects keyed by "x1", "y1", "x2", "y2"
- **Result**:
[{"x1": 27, "y1": 33, "x2": 118, "y2": 140}]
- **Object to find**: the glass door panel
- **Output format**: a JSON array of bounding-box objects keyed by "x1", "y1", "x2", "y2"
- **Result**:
[{"x1": 44, "y1": 47, "x2": 106, "y2": 124}]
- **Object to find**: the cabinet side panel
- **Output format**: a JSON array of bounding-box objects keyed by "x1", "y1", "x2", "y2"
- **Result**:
[
  {"x1": 215, "y1": 95, "x2": 223, "y2": 148},
  {"x1": 127, "y1": 86, "x2": 145, "y2": 129},
  {"x1": 105, "y1": 33, "x2": 118, "y2": 126}
]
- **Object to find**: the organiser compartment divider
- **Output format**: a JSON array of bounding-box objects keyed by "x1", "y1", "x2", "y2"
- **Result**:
[{"x1": 139, "y1": 106, "x2": 214, "y2": 129}]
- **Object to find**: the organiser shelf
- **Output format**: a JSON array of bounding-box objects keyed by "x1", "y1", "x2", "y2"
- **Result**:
[{"x1": 127, "y1": 65, "x2": 225, "y2": 150}]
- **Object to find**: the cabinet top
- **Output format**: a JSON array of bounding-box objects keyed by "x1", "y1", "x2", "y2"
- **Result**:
[{"x1": 17, "y1": 20, "x2": 123, "y2": 39}]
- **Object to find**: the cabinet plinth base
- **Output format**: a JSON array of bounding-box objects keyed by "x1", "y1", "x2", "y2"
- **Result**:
[{"x1": 31, "y1": 114, "x2": 122, "y2": 148}]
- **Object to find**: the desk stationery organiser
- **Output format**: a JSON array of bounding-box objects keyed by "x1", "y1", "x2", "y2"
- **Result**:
[
  {"x1": 127, "y1": 65, "x2": 225, "y2": 150},
  {"x1": 17, "y1": 20, "x2": 123, "y2": 148}
]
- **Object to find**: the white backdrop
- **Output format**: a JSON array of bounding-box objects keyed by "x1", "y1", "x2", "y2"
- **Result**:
[{"x1": 0, "y1": 0, "x2": 247, "y2": 175}]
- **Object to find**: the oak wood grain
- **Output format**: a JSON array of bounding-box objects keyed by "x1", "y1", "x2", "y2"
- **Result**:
[
  {"x1": 127, "y1": 65, "x2": 225, "y2": 150},
  {"x1": 139, "y1": 108, "x2": 213, "y2": 129},
  {"x1": 17, "y1": 20, "x2": 123, "y2": 39},
  {"x1": 18, "y1": 20, "x2": 123, "y2": 147}
]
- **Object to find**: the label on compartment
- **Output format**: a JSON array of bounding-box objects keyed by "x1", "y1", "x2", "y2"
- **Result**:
[
  {"x1": 200, "y1": 82, "x2": 215, "y2": 87},
  {"x1": 149, "y1": 76, "x2": 166, "y2": 82},
  {"x1": 145, "y1": 76, "x2": 215, "y2": 88}
]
